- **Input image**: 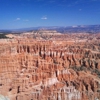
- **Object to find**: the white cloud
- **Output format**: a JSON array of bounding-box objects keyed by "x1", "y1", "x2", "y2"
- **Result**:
[
  {"x1": 41, "y1": 16, "x2": 47, "y2": 20},
  {"x1": 16, "y1": 18, "x2": 20, "y2": 21}
]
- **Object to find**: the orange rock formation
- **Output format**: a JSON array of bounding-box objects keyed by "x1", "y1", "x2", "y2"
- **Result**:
[{"x1": 0, "y1": 32, "x2": 100, "y2": 100}]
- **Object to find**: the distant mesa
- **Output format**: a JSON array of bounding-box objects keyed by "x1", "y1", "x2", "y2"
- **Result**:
[{"x1": 1, "y1": 24, "x2": 100, "y2": 34}]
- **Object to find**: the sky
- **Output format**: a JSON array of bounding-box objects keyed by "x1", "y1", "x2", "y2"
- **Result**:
[{"x1": 0, "y1": 0, "x2": 100, "y2": 29}]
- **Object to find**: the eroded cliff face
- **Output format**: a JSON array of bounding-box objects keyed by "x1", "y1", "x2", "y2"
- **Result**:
[{"x1": 0, "y1": 33, "x2": 100, "y2": 100}]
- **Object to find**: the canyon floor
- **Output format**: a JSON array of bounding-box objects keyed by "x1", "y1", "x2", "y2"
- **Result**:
[{"x1": 0, "y1": 30, "x2": 100, "y2": 100}]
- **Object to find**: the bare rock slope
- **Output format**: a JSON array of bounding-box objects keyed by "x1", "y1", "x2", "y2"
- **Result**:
[{"x1": 0, "y1": 32, "x2": 100, "y2": 100}]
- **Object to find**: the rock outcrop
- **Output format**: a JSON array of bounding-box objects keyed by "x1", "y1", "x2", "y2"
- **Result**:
[{"x1": 0, "y1": 32, "x2": 100, "y2": 100}]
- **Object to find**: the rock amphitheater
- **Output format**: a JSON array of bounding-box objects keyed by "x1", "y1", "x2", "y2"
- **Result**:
[{"x1": 0, "y1": 31, "x2": 100, "y2": 100}]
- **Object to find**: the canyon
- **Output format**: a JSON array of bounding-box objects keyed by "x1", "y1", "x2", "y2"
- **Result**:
[{"x1": 0, "y1": 31, "x2": 100, "y2": 100}]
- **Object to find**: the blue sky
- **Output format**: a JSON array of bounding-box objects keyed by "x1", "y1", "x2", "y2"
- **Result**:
[{"x1": 0, "y1": 0, "x2": 100, "y2": 29}]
